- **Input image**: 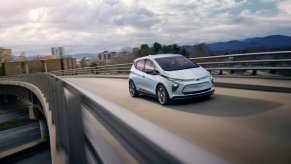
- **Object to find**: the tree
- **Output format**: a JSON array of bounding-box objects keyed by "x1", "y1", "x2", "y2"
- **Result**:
[
  {"x1": 90, "y1": 61, "x2": 98, "y2": 67},
  {"x1": 152, "y1": 42, "x2": 163, "y2": 54},
  {"x1": 181, "y1": 47, "x2": 189, "y2": 57},
  {"x1": 162, "y1": 45, "x2": 171, "y2": 53},
  {"x1": 171, "y1": 44, "x2": 181, "y2": 54},
  {"x1": 80, "y1": 57, "x2": 87, "y2": 68},
  {"x1": 191, "y1": 44, "x2": 210, "y2": 57},
  {"x1": 138, "y1": 44, "x2": 151, "y2": 57}
]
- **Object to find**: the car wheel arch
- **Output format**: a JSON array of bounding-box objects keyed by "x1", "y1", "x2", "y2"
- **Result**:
[{"x1": 155, "y1": 83, "x2": 167, "y2": 95}]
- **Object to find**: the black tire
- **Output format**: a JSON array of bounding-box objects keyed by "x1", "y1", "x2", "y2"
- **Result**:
[
  {"x1": 156, "y1": 85, "x2": 170, "y2": 105},
  {"x1": 129, "y1": 80, "x2": 139, "y2": 97}
]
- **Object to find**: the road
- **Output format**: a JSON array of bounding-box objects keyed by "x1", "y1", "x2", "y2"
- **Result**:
[
  {"x1": 0, "y1": 108, "x2": 28, "y2": 123},
  {"x1": 66, "y1": 77, "x2": 291, "y2": 164},
  {"x1": 0, "y1": 122, "x2": 41, "y2": 153}
]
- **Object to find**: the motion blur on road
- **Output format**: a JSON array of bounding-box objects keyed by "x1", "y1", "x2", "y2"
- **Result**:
[
  {"x1": 0, "y1": 123, "x2": 40, "y2": 152},
  {"x1": 66, "y1": 77, "x2": 291, "y2": 164}
]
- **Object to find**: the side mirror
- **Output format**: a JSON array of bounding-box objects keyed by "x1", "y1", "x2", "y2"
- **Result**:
[
  {"x1": 145, "y1": 69, "x2": 159, "y2": 75},
  {"x1": 154, "y1": 69, "x2": 160, "y2": 75}
]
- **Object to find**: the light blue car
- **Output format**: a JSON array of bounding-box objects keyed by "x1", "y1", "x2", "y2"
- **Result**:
[{"x1": 129, "y1": 54, "x2": 215, "y2": 105}]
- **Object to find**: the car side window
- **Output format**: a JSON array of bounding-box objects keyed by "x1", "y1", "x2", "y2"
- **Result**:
[
  {"x1": 136, "y1": 59, "x2": 145, "y2": 72},
  {"x1": 144, "y1": 59, "x2": 156, "y2": 73}
]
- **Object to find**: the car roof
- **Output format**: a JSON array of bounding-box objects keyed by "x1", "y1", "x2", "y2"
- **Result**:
[
  {"x1": 134, "y1": 54, "x2": 182, "y2": 61},
  {"x1": 150, "y1": 54, "x2": 181, "y2": 59}
]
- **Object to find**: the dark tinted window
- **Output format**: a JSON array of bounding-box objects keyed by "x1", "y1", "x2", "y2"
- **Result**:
[
  {"x1": 144, "y1": 59, "x2": 156, "y2": 73},
  {"x1": 154, "y1": 56, "x2": 199, "y2": 71},
  {"x1": 135, "y1": 59, "x2": 145, "y2": 71}
]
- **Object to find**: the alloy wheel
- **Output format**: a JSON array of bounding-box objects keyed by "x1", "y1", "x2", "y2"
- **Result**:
[
  {"x1": 129, "y1": 81, "x2": 138, "y2": 97},
  {"x1": 158, "y1": 86, "x2": 166, "y2": 104}
]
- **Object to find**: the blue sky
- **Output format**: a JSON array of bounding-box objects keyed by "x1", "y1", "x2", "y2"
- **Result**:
[{"x1": 0, "y1": 0, "x2": 290, "y2": 56}]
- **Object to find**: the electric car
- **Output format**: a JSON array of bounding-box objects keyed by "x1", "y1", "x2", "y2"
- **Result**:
[{"x1": 128, "y1": 54, "x2": 214, "y2": 105}]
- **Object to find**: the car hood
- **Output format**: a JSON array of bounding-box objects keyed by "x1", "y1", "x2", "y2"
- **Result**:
[{"x1": 163, "y1": 67, "x2": 209, "y2": 80}]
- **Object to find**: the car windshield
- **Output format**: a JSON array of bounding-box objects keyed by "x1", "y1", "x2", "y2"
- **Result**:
[{"x1": 154, "y1": 56, "x2": 199, "y2": 71}]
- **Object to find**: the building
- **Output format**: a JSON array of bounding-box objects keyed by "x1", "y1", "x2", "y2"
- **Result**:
[
  {"x1": 0, "y1": 47, "x2": 12, "y2": 63},
  {"x1": 97, "y1": 51, "x2": 117, "y2": 63},
  {"x1": 17, "y1": 52, "x2": 26, "y2": 61},
  {"x1": 51, "y1": 47, "x2": 65, "y2": 58},
  {"x1": 43, "y1": 55, "x2": 57, "y2": 60},
  {"x1": 3, "y1": 58, "x2": 76, "y2": 75}
]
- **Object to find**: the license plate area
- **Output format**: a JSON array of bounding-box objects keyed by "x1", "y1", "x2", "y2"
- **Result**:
[{"x1": 183, "y1": 82, "x2": 211, "y2": 93}]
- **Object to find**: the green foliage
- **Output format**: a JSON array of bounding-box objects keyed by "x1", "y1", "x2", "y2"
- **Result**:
[
  {"x1": 171, "y1": 44, "x2": 181, "y2": 54},
  {"x1": 138, "y1": 44, "x2": 151, "y2": 57},
  {"x1": 152, "y1": 42, "x2": 163, "y2": 54},
  {"x1": 90, "y1": 61, "x2": 98, "y2": 67},
  {"x1": 135, "y1": 42, "x2": 189, "y2": 57},
  {"x1": 181, "y1": 47, "x2": 189, "y2": 57},
  {"x1": 0, "y1": 118, "x2": 36, "y2": 131},
  {"x1": 80, "y1": 57, "x2": 87, "y2": 68},
  {"x1": 0, "y1": 95, "x2": 29, "y2": 114}
]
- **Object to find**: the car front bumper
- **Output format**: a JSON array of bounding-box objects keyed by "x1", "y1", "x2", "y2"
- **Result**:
[{"x1": 171, "y1": 87, "x2": 215, "y2": 100}]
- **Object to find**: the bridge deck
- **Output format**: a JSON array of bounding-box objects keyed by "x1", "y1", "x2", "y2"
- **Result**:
[
  {"x1": 65, "y1": 77, "x2": 291, "y2": 164},
  {"x1": 63, "y1": 74, "x2": 291, "y2": 92}
]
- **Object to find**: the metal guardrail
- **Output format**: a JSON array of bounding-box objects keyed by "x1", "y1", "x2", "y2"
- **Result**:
[
  {"x1": 0, "y1": 73, "x2": 225, "y2": 163},
  {"x1": 191, "y1": 51, "x2": 291, "y2": 75},
  {"x1": 50, "y1": 64, "x2": 132, "y2": 76},
  {"x1": 49, "y1": 51, "x2": 291, "y2": 77}
]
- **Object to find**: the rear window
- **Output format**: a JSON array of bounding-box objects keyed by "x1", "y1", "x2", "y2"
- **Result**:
[{"x1": 154, "y1": 56, "x2": 199, "y2": 71}]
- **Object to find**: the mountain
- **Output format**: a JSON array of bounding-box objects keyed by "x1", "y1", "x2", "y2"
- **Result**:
[
  {"x1": 244, "y1": 35, "x2": 291, "y2": 48},
  {"x1": 207, "y1": 40, "x2": 254, "y2": 52},
  {"x1": 186, "y1": 35, "x2": 291, "y2": 57},
  {"x1": 208, "y1": 35, "x2": 291, "y2": 53},
  {"x1": 65, "y1": 53, "x2": 97, "y2": 59}
]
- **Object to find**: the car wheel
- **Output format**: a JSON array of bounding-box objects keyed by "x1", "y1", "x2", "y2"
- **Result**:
[
  {"x1": 129, "y1": 81, "x2": 139, "y2": 97},
  {"x1": 157, "y1": 85, "x2": 170, "y2": 105}
]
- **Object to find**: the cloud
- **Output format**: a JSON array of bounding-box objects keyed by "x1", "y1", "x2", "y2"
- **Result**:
[{"x1": 0, "y1": 0, "x2": 290, "y2": 56}]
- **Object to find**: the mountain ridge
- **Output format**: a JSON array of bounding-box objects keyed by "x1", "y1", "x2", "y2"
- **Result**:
[{"x1": 66, "y1": 35, "x2": 291, "y2": 59}]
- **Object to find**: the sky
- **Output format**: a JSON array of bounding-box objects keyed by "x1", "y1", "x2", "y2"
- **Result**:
[{"x1": 0, "y1": 0, "x2": 291, "y2": 56}]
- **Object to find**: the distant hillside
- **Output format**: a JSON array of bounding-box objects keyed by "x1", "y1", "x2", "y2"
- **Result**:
[
  {"x1": 185, "y1": 35, "x2": 291, "y2": 57},
  {"x1": 65, "y1": 53, "x2": 97, "y2": 59}
]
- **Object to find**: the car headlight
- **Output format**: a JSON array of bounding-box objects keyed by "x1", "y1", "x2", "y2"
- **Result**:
[
  {"x1": 162, "y1": 76, "x2": 181, "y2": 92},
  {"x1": 208, "y1": 73, "x2": 214, "y2": 84},
  {"x1": 208, "y1": 74, "x2": 213, "y2": 80},
  {"x1": 171, "y1": 82, "x2": 179, "y2": 92},
  {"x1": 167, "y1": 77, "x2": 183, "y2": 83}
]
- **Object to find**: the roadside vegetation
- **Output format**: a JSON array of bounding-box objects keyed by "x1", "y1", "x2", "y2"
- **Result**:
[
  {"x1": 0, "y1": 94, "x2": 35, "y2": 131},
  {"x1": 0, "y1": 118, "x2": 37, "y2": 131},
  {"x1": 0, "y1": 95, "x2": 29, "y2": 114}
]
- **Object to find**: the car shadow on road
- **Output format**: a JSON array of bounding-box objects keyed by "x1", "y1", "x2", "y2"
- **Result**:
[{"x1": 167, "y1": 94, "x2": 282, "y2": 117}]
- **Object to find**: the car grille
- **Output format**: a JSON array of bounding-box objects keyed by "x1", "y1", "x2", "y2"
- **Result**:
[{"x1": 183, "y1": 82, "x2": 212, "y2": 94}]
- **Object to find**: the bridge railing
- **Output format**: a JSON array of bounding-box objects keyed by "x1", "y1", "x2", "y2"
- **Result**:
[
  {"x1": 191, "y1": 51, "x2": 291, "y2": 75},
  {"x1": 49, "y1": 51, "x2": 291, "y2": 77},
  {"x1": 0, "y1": 73, "x2": 224, "y2": 164},
  {"x1": 50, "y1": 63, "x2": 132, "y2": 76}
]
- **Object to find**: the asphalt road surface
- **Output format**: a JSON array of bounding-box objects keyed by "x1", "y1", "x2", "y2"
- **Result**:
[
  {"x1": 65, "y1": 78, "x2": 291, "y2": 164},
  {"x1": 0, "y1": 122, "x2": 41, "y2": 152},
  {"x1": 0, "y1": 108, "x2": 28, "y2": 123}
]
